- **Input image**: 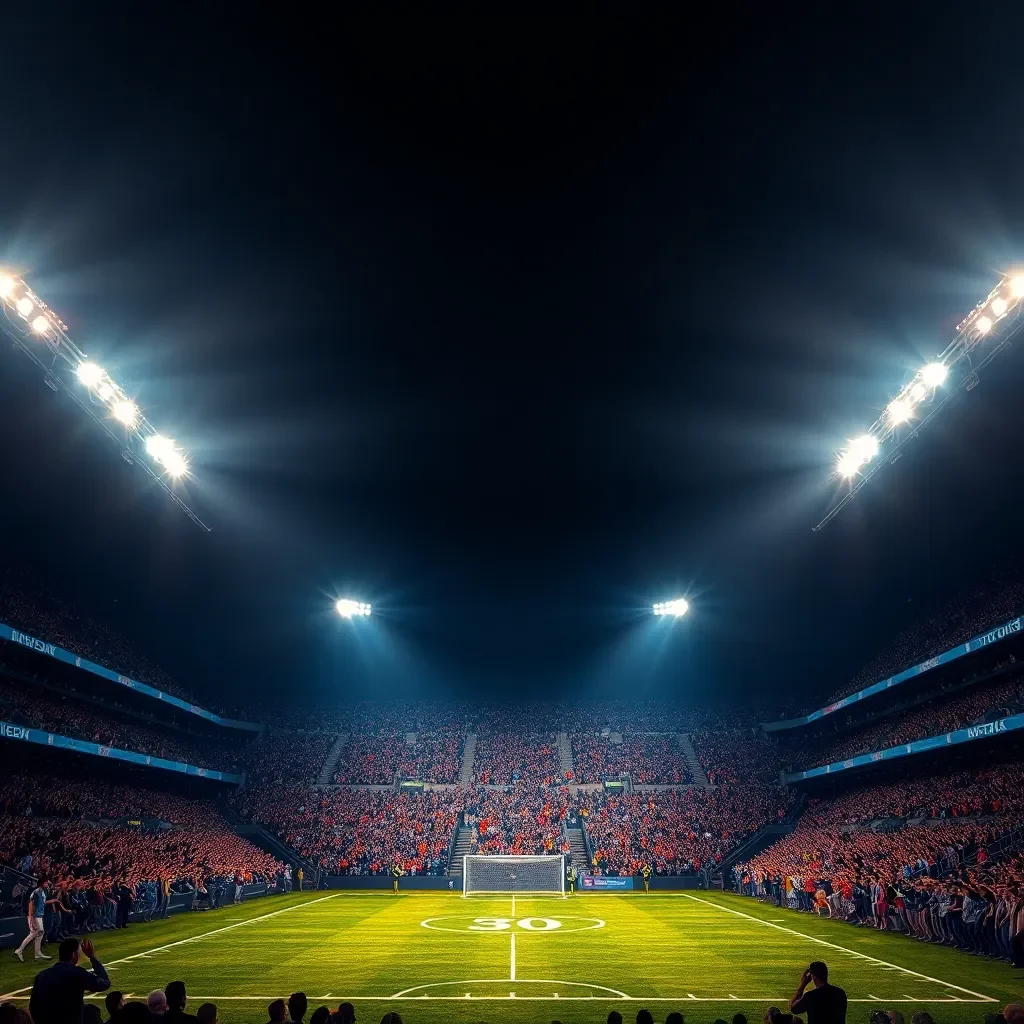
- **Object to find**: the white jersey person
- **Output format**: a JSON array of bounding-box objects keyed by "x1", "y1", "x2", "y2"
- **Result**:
[{"x1": 15, "y1": 881, "x2": 52, "y2": 961}]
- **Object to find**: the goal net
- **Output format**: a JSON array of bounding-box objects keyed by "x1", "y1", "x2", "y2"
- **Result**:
[{"x1": 462, "y1": 854, "x2": 565, "y2": 896}]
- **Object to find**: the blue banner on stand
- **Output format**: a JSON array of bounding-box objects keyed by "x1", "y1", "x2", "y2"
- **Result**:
[
  {"x1": 764, "y1": 614, "x2": 1023, "y2": 732},
  {"x1": 0, "y1": 719, "x2": 244, "y2": 783},
  {"x1": 581, "y1": 876, "x2": 634, "y2": 890},
  {"x1": 0, "y1": 622, "x2": 261, "y2": 732}
]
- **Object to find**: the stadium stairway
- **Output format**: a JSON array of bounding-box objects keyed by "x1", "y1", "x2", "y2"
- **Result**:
[
  {"x1": 448, "y1": 824, "x2": 476, "y2": 881},
  {"x1": 678, "y1": 733, "x2": 710, "y2": 786},
  {"x1": 458, "y1": 732, "x2": 477, "y2": 785},
  {"x1": 316, "y1": 732, "x2": 350, "y2": 785},
  {"x1": 556, "y1": 731, "x2": 575, "y2": 779},
  {"x1": 565, "y1": 825, "x2": 590, "y2": 870}
]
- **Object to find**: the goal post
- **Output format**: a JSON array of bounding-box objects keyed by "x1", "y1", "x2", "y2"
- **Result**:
[{"x1": 462, "y1": 854, "x2": 566, "y2": 896}]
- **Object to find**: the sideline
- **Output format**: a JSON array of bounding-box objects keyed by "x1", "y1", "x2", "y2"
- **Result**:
[{"x1": 679, "y1": 892, "x2": 996, "y2": 1003}]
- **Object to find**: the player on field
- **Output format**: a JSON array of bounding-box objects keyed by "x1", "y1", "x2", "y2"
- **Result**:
[
  {"x1": 391, "y1": 863, "x2": 403, "y2": 894},
  {"x1": 641, "y1": 863, "x2": 652, "y2": 893},
  {"x1": 567, "y1": 862, "x2": 578, "y2": 895},
  {"x1": 14, "y1": 879, "x2": 51, "y2": 962}
]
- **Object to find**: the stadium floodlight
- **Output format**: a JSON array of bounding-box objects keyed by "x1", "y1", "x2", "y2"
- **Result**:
[
  {"x1": 162, "y1": 449, "x2": 188, "y2": 478},
  {"x1": 653, "y1": 597, "x2": 689, "y2": 617},
  {"x1": 849, "y1": 434, "x2": 879, "y2": 462},
  {"x1": 888, "y1": 398, "x2": 912, "y2": 425},
  {"x1": 113, "y1": 399, "x2": 138, "y2": 426},
  {"x1": 76, "y1": 361, "x2": 104, "y2": 388},
  {"x1": 816, "y1": 270, "x2": 1024, "y2": 531},
  {"x1": 0, "y1": 270, "x2": 209, "y2": 530},
  {"x1": 145, "y1": 433, "x2": 175, "y2": 459},
  {"x1": 335, "y1": 597, "x2": 372, "y2": 618}
]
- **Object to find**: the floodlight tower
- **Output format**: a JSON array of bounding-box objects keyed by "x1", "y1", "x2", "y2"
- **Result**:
[
  {"x1": 816, "y1": 273, "x2": 1024, "y2": 531},
  {"x1": 0, "y1": 269, "x2": 209, "y2": 530}
]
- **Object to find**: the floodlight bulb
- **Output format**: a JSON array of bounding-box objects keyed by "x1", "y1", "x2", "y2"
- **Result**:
[
  {"x1": 145, "y1": 434, "x2": 175, "y2": 459},
  {"x1": 991, "y1": 297, "x2": 1008, "y2": 317},
  {"x1": 163, "y1": 450, "x2": 188, "y2": 477},
  {"x1": 888, "y1": 399, "x2": 911, "y2": 425},
  {"x1": 850, "y1": 434, "x2": 879, "y2": 462},
  {"x1": 976, "y1": 315, "x2": 993, "y2": 335},
  {"x1": 0, "y1": 276, "x2": 15, "y2": 298},
  {"x1": 113, "y1": 400, "x2": 138, "y2": 426},
  {"x1": 336, "y1": 598, "x2": 371, "y2": 618},
  {"x1": 1010, "y1": 275, "x2": 1024, "y2": 298},
  {"x1": 16, "y1": 296, "x2": 33, "y2": 318},
  {"x1": 922, "y1": 362, "x2": 947, "y2": 387},
  {"x1": 653, "y1": 597, "x2": 688, "y2": 617},
  {"x1": 76, "y1": 362, "x2": 104, "y2": 388},
  {"x1": 30, "y1": 315, "x2": 49, "y2": 335},
  {"x1": 837, "y1": 452, "x2": 860, "y2": 478}
]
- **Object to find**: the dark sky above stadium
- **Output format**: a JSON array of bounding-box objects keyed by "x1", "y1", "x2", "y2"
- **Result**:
[{"x1": 1, "y1": 9, "x2": 1024, "y2": 707}]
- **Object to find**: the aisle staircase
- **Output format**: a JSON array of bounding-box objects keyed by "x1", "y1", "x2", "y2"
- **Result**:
[
  {"x1": 678, "y1": 733, "x2": 710, "y2": 787},
  {"x1": 316, "y1": 733, "x2": 349, "y2": 786},
  {"x1": 557, "y1": 731, "x2": 575, "y2": 780},
  {"x1": 565, "y1": 825, "x2": 589, "y2": 870},
  {"x1": 448, "y1": 825, "x2": 475, "y2": 881},
  {"x1": 458, "y1": 733, "x2": 477, "y2": 785}
]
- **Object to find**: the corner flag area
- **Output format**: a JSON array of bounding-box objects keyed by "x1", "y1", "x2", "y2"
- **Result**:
[{"x1": 2, "y1": 891, "x2": 1013, "y2": 1024}]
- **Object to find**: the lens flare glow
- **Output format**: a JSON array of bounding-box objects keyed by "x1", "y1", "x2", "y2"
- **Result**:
[
  {"x1": 991, "y1": 297, "x2": 1008, "y2": 317},
  {"x1": 653, "y1": 597, "x2": 689, "y2": 617},
  {"x1": 976, "y1": 315, "x2": 993, "y2": 335},
  {"x1": 921, "y1": 362, "x2": 947, "y2": 387},
  {"x1": 113, "y1": 400, "x2": 138, "y2": 426},
  {"x1": 30, "y1": 315, "x2": 50, "y2": 335},
  {"x1": 76, "y1": 362, "x2": 104, "y2": 388},
  {"x1": 888, "y1": 399, "x2": 911, "y2": 424},
  {"x1": 16, "y1": 296, "x2": 33, "y2": 318},
  {"x1": 0, "y1": 276, "x2": 15, "y2": 299}
]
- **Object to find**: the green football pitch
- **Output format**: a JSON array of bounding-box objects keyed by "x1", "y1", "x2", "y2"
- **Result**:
[{"x1": 2, "y1": 890, "x2": 1019, "y2": 1024}]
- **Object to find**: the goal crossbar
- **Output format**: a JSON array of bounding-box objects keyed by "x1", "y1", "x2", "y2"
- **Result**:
[{"x1": 462, "y1": 854, "x2": 565, "y2": 896}]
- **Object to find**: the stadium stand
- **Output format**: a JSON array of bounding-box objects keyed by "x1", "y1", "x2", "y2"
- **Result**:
[
  {"x1": 471, "y1": 732, "x2": 562, "y2": 784},
  {"x1": 569, "y1": 734, "x2": 694, "y2": 784}
]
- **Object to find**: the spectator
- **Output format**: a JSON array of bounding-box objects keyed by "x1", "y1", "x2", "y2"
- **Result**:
[
  {"x1": 165, "y1": 981, "x2": 196, "y2": 1024},
  {"x1": 308, "y1": 1010, "x2": 330, "y2": 1024},
  {"x1": 196, "y1": 1005, "x2": 218, "y2": 1024},
  {"x1": 288, "y1": 992, "x2": 308, "y2": 1024},
  {"x1": 335, "y1": 1003, "x2": 356, "y2": 1024},
  {"x1": 104, "y1": 991, "x2": 125, "y2": 1022},
  {"x1": 607, "y1": 1013, "x2": 624, "y2": 1024},
  {"x1": 790, "y1": 962, "x2": 847, "y2": 1024},
  {"x1": 268, "y1": 999, "x2": 288, "y2": 1024},
  {"x1": 148, "y1": 991, "x2": 168, "y2": 1016},
  {"x1": 83, "y1": 1007, "x2": 103, "y2": 1024},
  {"x1": 668, "y1": 1014, "x2": 687, "y2": 1024},
  {"x1": 379, "y1": 1015, "x2": 402, "y2": 1024},
  {"x1": 28, "y1": 937, "x2": 110, "y2": 1024},
  {"x1": 636, "y1": 1012, "x2": 655, "y2": 1024}
]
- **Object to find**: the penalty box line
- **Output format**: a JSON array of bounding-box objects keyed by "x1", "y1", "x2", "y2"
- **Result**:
[
  {"x1": 1, "y1": 893, "x2": 345, "y2": 1002},
  {"x1": 679, "y1": 893, "x2": 995, "y2": 1003}
]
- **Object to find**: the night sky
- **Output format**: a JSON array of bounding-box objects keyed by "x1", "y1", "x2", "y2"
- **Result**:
[{"x1": 0, "y1": 9, "x2": 1023, "y2": 706}]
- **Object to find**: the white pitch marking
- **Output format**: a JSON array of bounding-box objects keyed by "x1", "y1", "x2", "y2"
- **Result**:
[
  {"x1": 688, "y1": 994, "x2": 697, "y2": 999},
  {"x1": 869, "y1": 995, "x2": 882, "y2": 1001},
  {"x1": 510, "y1": 932, "x2": 516, "y2": 981},
  {"x1": 680, "y1": 893, "x2": 996, "y2": 1003},
  {"x1": 32, "y1": 995, "x2": 987, "y2": 1004},
  {"x1": 511, "y1": 895, "x2": 516, "y2": 917}
]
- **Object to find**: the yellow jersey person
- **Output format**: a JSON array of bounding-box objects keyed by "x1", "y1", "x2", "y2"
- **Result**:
[
  {"x1": 391, "y1": 863, "x2": 403, "y2": 894},
  {"x1": 296, "y1": 867, "x2": 304, "y2": 890},
  {"x1": 641, "y1": 863, "x2": 652, "y2": 894},
  {"x1": 566, "y1": 863, "x2": 578, "y2": 895}
]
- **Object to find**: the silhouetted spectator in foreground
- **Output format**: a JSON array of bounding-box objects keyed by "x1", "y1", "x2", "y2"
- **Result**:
[
  {"x1": 29, "y1": 937, "x2": 110, "y2": 1024},
  {"x1": 196, "y1": 1004, "x2": 218, "y2": 1024},
  {"x1": 267, "y1": 999, "x2": 288, "y2": 1024},
  {"x1": 165, "y1": 981, "x2": 196, "y2": 1024},
  {"x1": 790, "y1": 962, "x2": 847, "y2": 1024},
  {"x1": 289, "y1": 992, "x2": 308, "y2": 1024}
]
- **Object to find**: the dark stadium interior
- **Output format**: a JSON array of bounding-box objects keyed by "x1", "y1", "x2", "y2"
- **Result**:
[{"x1": 3, "y1": 6, "x2": 1024, "y2": 1024}]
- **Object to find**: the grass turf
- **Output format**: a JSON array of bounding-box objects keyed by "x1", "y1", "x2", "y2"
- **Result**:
[{"x1": 2, "y1": 890, "x2": 1019, "y2": 1024}]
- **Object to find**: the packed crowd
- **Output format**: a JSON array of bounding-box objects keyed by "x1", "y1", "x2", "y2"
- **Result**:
[
  {"x1": 570, "y1": 734, "x2": 693, "y2": 784},
  {"x1": 472, "y1": 732, "x2": 562, "y2": 784},
  {"x1": 241, "y1": 731, "x2": 339, "y2": 787},
  {"x1": 463, "y1": 784, "x2": 574, "y2": 856},
  {"x1": 235, "y1": 785, "x2": 461, "y2": 875},
  {"x1": 331, "y1": 736, "x2": 406, "y2": 785},
  {"x1": 734, "y1": 764, "x2": 1024, "y2": 961},
  {"x1": 581, "y1": 779, "x2": 794, "y2": 876},
  {"x1": 690, "y1": 731, "x2": 782, "y2": 787},
  {"x1": 791, "y1": 673, "x2": 1024, "y2": 771},
  {"x1": 1, "y1": 773, "x2": 283, "y2": 921},
  {"x1": 396, "y1": 733, "x2": 463, "y2": 783}
]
